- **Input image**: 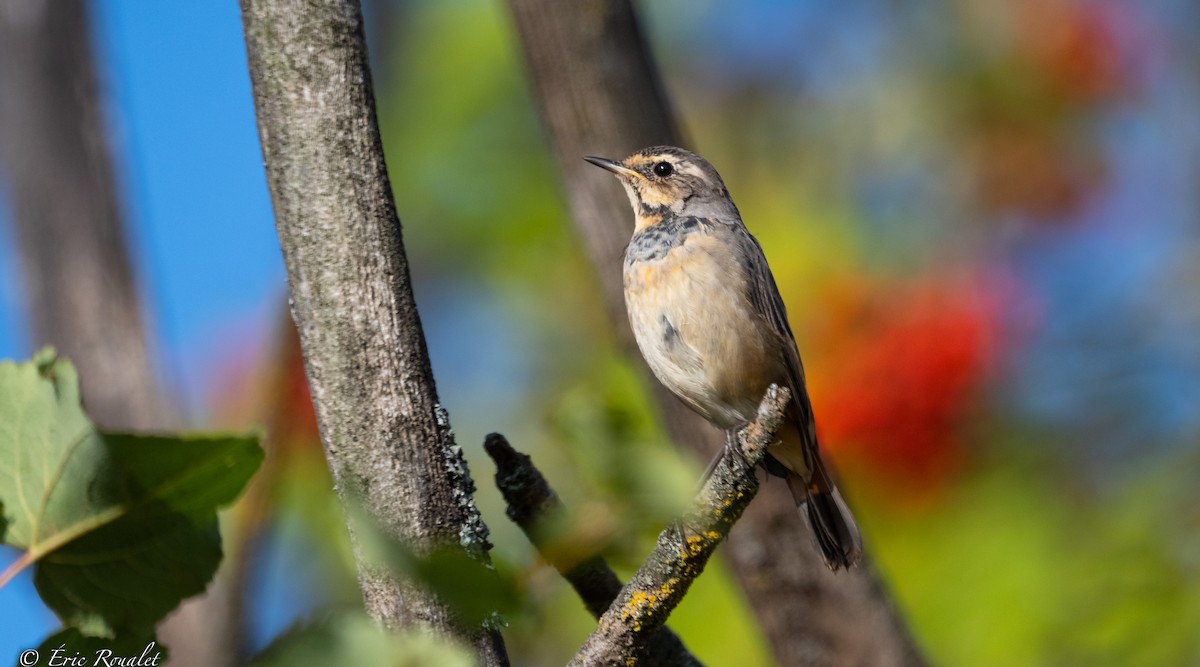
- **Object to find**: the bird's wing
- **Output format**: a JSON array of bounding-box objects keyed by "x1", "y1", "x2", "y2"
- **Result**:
[{"x1": 730, "y1": 223, "x2": 823, "y2": 472}]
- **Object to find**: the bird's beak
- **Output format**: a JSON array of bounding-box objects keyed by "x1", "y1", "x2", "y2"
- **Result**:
[{"x1": 584, "y1": 155, "x2": 642, "y2": 180}]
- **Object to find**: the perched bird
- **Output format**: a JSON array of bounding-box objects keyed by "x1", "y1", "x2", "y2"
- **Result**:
[{"x1": 585, "y1": 146, "x2": 862, "y2": 570}]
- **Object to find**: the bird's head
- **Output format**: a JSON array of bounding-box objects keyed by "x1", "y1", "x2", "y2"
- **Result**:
[{"x1": 585, "y1": 146, "x2": 738, "y2": 229}]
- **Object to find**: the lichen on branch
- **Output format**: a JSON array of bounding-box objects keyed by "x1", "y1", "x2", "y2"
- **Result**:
[
  {"x1": 566, "y1": 385, "x2": 791, "y2": 667},
  {"x1": 484, "y1": 433, "x2": 702, "y2": 667}
]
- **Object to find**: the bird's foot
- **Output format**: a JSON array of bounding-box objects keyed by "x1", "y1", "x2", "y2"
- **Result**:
[
  {"x1": 724, "y1": 423, "x2": 754, "y2": 471},
  {"x1": 696, "y1": 426, "x2": 753, "y2": 491}
]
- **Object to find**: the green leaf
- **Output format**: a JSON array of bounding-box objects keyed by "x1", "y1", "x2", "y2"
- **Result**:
[
  {"x1": 105, "y1": 433, "x2": 263, "y2": 521},
  {"x1": 0, "y1": 351, "x2": 262, "y2": 637},
  {"x1": 0, "y1": 351, "x2": 101, "y2": 555},
  {"x1": 252, "y1": 613, "x2": 474, "y2": 667},
  {"x1": 35, "y1": 512, "x2": 222, "y2": 635},
  {"x1": 405, "y1": 546, "x2": 520, "y2": 627},
  {"x1": 32, "y1": 627, "x2": 168, "y2": 667}
]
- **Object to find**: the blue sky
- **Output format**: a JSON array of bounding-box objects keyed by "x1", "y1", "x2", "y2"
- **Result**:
[
  {"x1": 0, "y1": 0, "x2": 283, "y2": 410},
  {"x1": 94, "y1": 0, "x2": 283, "y2": 397}
]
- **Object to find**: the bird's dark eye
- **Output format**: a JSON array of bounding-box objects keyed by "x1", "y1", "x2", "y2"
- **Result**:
[{"x1": 653, "y1": 161, "x2": 674, "y2": 177}]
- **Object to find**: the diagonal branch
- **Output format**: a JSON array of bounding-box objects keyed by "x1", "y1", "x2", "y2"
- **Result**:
[
  {"x1": 567, "y1": 386, "x2": 790, "y2": 667},
  {"x1": 483, "y1": 433, "x2": 702, "y2": 667}
]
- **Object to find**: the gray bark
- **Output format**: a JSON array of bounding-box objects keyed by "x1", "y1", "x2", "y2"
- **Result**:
[
  {"x1": 568, "y1": 387, "x2": 787, "y2": 667},
  {"x1": 238, "y1": 1, "x2": 507, "y2": 664},
  {"x1": 504, "y1": 1, "x2": 926, "y2": 665}
]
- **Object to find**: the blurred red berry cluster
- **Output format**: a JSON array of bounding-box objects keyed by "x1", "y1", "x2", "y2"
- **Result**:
[{"x1": 805, "y1": 274, "x2": 1005, "y2": 500}]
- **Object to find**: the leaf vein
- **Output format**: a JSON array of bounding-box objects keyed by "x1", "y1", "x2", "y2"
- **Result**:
[{"x1": 31, "y1": 425, "x2": 93, "y2": 545}]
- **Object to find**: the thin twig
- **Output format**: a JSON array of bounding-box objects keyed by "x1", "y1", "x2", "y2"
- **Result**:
[
  {"x1": 566, "y1": 385, "x2": 791, "y2": 667},
  {"x1": 484, "y1": 434, "x2": 702, "y2": 667}
]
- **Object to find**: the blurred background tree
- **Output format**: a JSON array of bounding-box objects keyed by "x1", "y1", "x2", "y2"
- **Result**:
[{"x1": 1, "y1": 0, "x2": 1198, "y2": 665}]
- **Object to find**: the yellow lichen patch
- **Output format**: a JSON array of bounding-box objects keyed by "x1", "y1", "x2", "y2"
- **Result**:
[
  {"x1": 704, "y1": 530, "x2": 720, "y2": 540},
  {"x1": 621, "y1": 589, "x2": 660, "y2": 624},
  {"x1": 665, "y1": 577, "x2": 680, "y2": 592}
]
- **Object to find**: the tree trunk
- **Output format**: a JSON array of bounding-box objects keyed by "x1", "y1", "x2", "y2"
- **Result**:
[
  {"x1": 0, "y1": 0, "x2": 168, "y2": 432},
  {"x1": 238, "y1": 1, "x2": 508, "y2": 664},
  {"x1": 504, "y1": 1, "x2": 926, "y2": 664}
]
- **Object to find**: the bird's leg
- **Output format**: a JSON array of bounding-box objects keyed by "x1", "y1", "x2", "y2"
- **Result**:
[
  {"x1": 696, "y1": 426, "x2": 751, "y2": 490},
  {"x1": 674, "y1": 429, "x2": 741, "y2": 540},
  {"x1": 696, "y1": 436, "x2": 727, "y2": 488}
]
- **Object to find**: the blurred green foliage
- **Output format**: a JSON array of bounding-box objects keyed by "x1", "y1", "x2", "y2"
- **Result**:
[
  {"x1": 254, "y1": 613, "x2": 475, "y2": 667},
  {"x1": 872, "y1": 445, "x2": 1200, "y2": 666}
]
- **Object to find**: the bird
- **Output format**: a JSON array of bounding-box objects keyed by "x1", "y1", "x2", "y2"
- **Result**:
[{"x1": 584, "y1": 146, "x2": 862, "y2": 570}]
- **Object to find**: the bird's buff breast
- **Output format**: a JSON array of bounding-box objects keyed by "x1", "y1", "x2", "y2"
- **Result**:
[{"x1": 624, "y1": 231, "x2": 782, "y2": 428}]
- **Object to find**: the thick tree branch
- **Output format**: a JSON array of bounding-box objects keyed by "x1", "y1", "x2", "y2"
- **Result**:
[
  {"x1": 483, "y1": 433, "x2": 702, "y2": 667},
  {"x1": 504, "y1": 1, "x2": 926, "y2": 664},
  {"x1": 567, "y1": 386, "x2": 788, "y2": 667},
  {"x1": 239, "y1": 1, "x2": 507, "y2": 664}
]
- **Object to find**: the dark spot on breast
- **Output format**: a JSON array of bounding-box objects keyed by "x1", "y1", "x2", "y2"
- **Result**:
[
  {"x1": 659, "y1": 314, "x2": 680, "y2": 346},
  {"x1": 625, "y1": 215, "x2": 713, "y2": 264},
  {"x1": 626, "y1": 227, "x2": 668, "y2": 263}
]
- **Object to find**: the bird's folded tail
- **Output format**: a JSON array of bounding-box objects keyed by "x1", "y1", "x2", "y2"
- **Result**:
[{"x1": 785, "y1": 465, "x2": 862, "y2": 571}]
